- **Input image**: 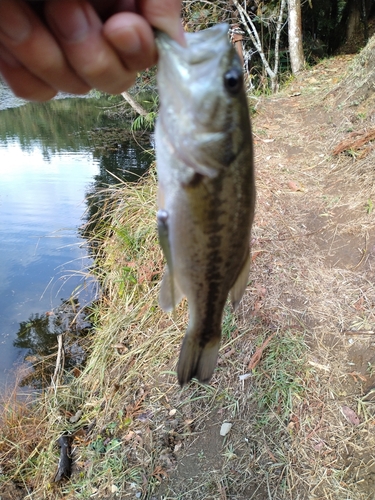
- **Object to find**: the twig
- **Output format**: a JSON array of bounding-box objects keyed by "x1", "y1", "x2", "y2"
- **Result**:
[
  {"x1": 51, "y1": 333, "x2": 65, "y2": 389},
  {"x1": 350, "y1": 231, "x2": 369, "y2": 270},
  {"x1": 121, "y1": 91, "x2": 148, "y2": 117}
]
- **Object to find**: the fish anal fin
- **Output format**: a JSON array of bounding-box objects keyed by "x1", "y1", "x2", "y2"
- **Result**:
[
  {"x1": 230, "y1": 251, "x2": 251, "y2": 310},
  {"x1": 177, "y1": 334, "x2": 220, "y2": 387},
  {"x1": 159, "y1": 266, "x2": 184, "y2": 312}
]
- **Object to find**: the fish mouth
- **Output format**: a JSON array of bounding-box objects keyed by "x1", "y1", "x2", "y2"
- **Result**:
[{"x1": 156, "y1": 23, "x2": 230, "y2": 65}]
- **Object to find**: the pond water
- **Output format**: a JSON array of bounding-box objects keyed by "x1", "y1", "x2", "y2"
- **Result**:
[{"x1": 0, "y1": 83, "x2": 153, "y2": 392}]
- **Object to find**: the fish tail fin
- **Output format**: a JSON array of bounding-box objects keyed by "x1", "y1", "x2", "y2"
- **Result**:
[{"x1": 177, "y1": 333, "x2": 220, "y2": 387}]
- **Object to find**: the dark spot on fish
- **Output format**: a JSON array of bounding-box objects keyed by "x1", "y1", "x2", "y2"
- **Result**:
[{"x1": 208, "y1": 234, "x2": 222, "y2": 249}]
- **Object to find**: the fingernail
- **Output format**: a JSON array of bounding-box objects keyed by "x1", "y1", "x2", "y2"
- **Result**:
[
  {"x1": 53, "y1": 4, "x2": 89, "y2": 42},
  {"x1": 120, "y1": 27, "x2": 142, "y2": 54},
  {"x1": 0, "y1": 4, "x2": 31, "y2": 43}
]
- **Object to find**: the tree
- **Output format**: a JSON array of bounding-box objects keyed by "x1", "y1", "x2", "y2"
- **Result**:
[
  {"x1": 288, "y1": 0, "x2": 305, "y2": 73},
  {"x1": 232, "y1": 0, "x2": 287, "y2": 92}
]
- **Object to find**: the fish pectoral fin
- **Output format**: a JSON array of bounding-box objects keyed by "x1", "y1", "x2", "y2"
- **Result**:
[
  {"x1": 230, "y1": 250, "x2": 251, "y2": 310},
  {"x1": 190, "y1": 160, "x2": 218, "y2": 179},
  {"x1": 159, "y1": 265, "x2": 184, "y2": 312}
]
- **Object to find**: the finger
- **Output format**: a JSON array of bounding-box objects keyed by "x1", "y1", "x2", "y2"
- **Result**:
[
  {"x1": 90, "y1": 0, "x2": 134, "y2": 18},
  {"x1": 45, "y1": 0, "x2": 137, "y2": 94},
  {"x1": 138, "y1": 0, "x2": 185, "y2": 45},
  {"x1": 0, "y1": 0, "x2": 90, "y2": 95},
  {"x1": 0, "y1": 45, "x2": 57, "y2": 101},
  {"x1": 103, "y1": 12, "x2": 156, "y2": 72}
]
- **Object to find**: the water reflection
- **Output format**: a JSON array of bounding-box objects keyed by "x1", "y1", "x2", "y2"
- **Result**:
[
  {"x1": 13, "y1": 298, "x2": 91, "y2": 390},
  {"x1": 0, "y1": 83, "x2": 153, "y2": 390}
]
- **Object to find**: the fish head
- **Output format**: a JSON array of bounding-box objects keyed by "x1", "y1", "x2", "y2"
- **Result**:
[{"x1": 156, "y1": 24, "x2": 250, "y2": 178}]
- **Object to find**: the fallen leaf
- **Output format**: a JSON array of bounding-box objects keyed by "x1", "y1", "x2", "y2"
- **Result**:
[
  {"x1": 223, "y1": 348, "x2": 235, "y2": 359},
  {"x1": 174, "y1": 442, "x2": 182, "y2": 453},
  {"x1": 124, "y1": 431, "x2": 135, "y2": 441},
  {"x1": 251, "y1": 250, "x2": 264, "y2": 262},
  {"x1": 253, "y1": 300, "x2": 263, "y2": 313},
  {"x1": 288, "y1": 181, "x2": 304, "y2": 192},
  {"x1": 247, "y1": 331, "x2": 277, "y2": 370},
  {"x1": 113, "y1": 343, "x2": 129, "y2": 353},
  {"x1": 313, "y1": 439, "x2": 325, "y2": 452},
  {"x1": 255, "y1": 283, "x2": 267, "y2": 297},
  {"x1": 353, "y1": 297, "x2": 364, "y2": 311},
  {"x1": 341, "y1": 405, "x2": 360, "y2": 426}
]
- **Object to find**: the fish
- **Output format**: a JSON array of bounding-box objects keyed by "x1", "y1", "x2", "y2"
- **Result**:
[{"x1": 155, "y1": 23, "x2": 255, "y2": 386}]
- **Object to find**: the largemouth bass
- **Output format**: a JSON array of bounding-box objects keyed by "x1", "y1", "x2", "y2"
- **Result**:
[{"x1": 155, "y1": 23, "x2": 255, "y2": 386}]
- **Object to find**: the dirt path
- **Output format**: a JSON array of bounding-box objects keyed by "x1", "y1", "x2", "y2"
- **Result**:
[{"x1": 155, "y1": 55, "x2": 375, "y2": 499}]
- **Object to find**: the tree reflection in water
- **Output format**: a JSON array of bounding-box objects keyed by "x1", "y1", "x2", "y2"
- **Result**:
[{"x1": 14, "y1": 299, "x2": 92, "y2": 390}]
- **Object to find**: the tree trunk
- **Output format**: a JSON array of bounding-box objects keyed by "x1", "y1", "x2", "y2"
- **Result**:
[
  {"x1": 288, "y1": 0, "x2": 305, "y2": 74},
  {"x1": 346, "y1": 0, "x2": 361, "y2": 41}
]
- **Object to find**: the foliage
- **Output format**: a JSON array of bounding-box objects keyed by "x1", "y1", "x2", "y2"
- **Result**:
[{"x1": 179, "y1": 1, "x2": 374, "y2": 92}]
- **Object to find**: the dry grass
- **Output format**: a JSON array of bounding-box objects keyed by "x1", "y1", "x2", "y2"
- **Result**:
[{"x1": 2, "y1": 44, "x2": 375, "y2": 500}]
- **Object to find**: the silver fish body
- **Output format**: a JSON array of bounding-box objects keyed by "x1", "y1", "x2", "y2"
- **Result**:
[{"x1": 155, "y1": 24, "x2": 255, "y2": 386}]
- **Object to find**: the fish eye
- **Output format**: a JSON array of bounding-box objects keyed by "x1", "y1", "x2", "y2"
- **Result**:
[{"x1": 224, "y1": 68, "x2": 243, "y2": 95}]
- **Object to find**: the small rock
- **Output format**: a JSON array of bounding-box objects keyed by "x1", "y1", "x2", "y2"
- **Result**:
[
  {"x1": 69, "y1": 410, "x2": 83, "y2": 424},
  {"x1": 220, "y1": 422, "x2": 233, "y2": 436}
]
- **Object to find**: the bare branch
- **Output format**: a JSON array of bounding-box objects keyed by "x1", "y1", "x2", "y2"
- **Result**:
[{"x1": 121, "y1": 91, "x2": 148, "y2": 117}]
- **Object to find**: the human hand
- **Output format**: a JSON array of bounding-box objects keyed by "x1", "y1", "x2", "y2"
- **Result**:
[{"x1": 0, "y1": 0, "x2": 184, "y2": 101}]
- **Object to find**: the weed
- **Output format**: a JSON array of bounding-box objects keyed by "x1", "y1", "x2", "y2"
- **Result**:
[{"x1": 366, "y1": 198, "x2": 373, "y2": 214}]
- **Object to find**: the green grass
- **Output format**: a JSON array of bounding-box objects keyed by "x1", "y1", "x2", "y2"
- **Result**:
[{"x1": 252, "y1": 329, "x2": 307, "y2": 427}]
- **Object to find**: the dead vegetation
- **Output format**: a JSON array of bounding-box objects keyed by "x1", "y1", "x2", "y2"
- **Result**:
[{"x1": 2, "y1": 39, "x2": 375, "y2": 500}]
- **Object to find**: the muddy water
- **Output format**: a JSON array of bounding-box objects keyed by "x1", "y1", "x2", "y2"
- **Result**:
[{"x1": 0, "y1": 84, "x2": 152, "y2": 391}]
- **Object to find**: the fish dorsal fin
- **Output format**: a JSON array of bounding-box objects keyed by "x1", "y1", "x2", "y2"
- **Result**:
[
  {"x1": 159, "y1": 265, "x2": 185, "y2": 312},
  {"x1": 230, "y1": 250, "x2": 251, "y2": 310}
]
